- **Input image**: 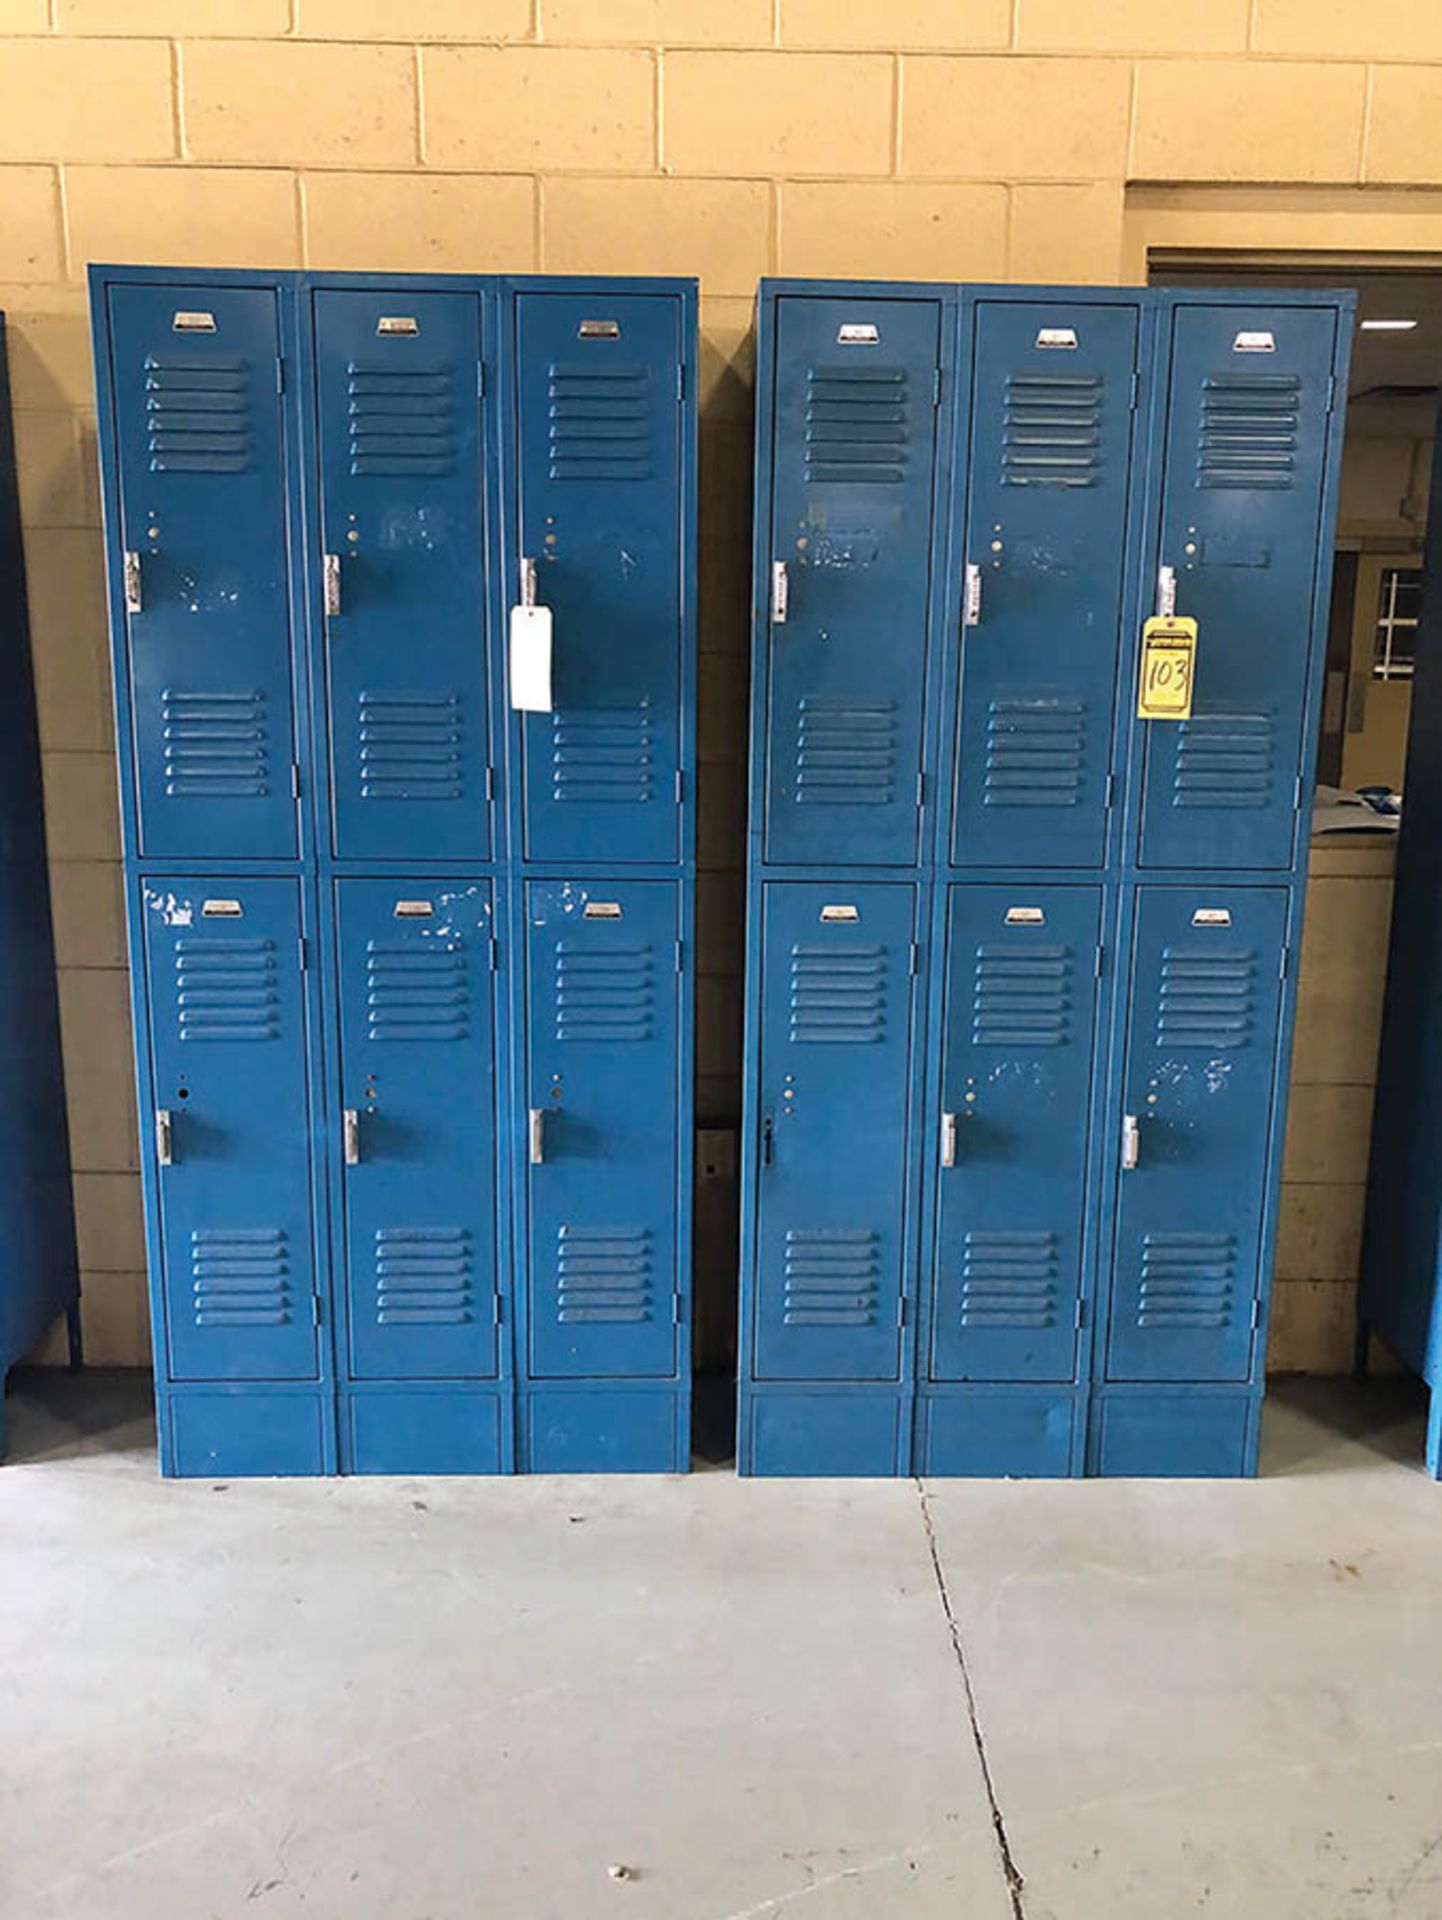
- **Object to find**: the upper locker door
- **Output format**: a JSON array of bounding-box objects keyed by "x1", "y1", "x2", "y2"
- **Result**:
[
  {"x1": 106, "y1": 284, "x2": 298, "y2": 860},
  {"x1": 1138, "y1": 304, "x2": 1338, "y2": 869},
  {"x1": 763, "y1": 296, "x2": 942, "y2": 867},
  {"x1": 515, "y1": 294, "x2": 684, "y2": 864},
  {"x1": 335, "y1": 880, "x2": 499, "y2": 1382},
  {"x1": 931, "y1": 886, "x2": 1101, "y2": 1382},
  {"x1": 141, "y1": 878, "x2": 318, "y2": 1382},
  {"x1": 314, "y1": 290, "x2": 490, "y2": 861},
  {"x1": 1107, "y1": 887, "x2": 1288, "y2": 1383},
  {"x1": 524, "y1": 881, "x2": 680, "y2": 1379},
  {"x1": 951, "y1": 301, "x2": 1139, "y2": 869},
  {"x1": 753, "y1": 883, "x2": 916, "y2": 1381}
]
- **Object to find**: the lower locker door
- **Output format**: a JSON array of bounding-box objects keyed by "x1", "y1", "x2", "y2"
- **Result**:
[
  {"x1": 754, "y1": 883, "x2": 916, "y2": 1382},
  {"x1": 336, "y1": 880, "x2": 499, "y2": 1381},
  {"x1": 931, "y1": 886, "x2": 1100, "y2": 1382},
  {"x1": 524, "y1": 881, "x2": 680, "y2": 1379},
  {"x1": 1107, "y1": 887, "x2": 1288, "y2": 1383},
  {"x1": 142, "y1": 879, "x2": 318, "y2": 1382}
]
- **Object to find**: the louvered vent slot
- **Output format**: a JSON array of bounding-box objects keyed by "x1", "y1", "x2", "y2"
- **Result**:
[
  {"x1": 1197, "y1": 375, "x2": 1300, "y2": 489},
  {"x1": 145, "y1": 355, "x2": 252, "y2": 474},
  {"x1": 795, "y1": 698, "x2": 897, "y2": 806},
  {"x1": 972, "y1": 944, "x2": 1070, "y2": 1048},
  {"x1": 191, "y1": 1228, "x2": 290, "y2": 1326},
  {"x1": 347, "y1": 363, "x2": 457, "y2": 477},
  {"x1": 1002, "y1": 375, "x2": 1102, "y2": 487},
  {"x1": 554, "y1": 941, "x2": 654, "y2": 1042},
  {"x1": 789, "y1": 943, "x2": 887, "y2": 1044},
  {"x1": 556, "y1": 1225, "x2": 651, "y2": 1323},
  {"x1": 161, "y1": 689, "x2": 270, "y2": 799},
  {"x1": 959, "y1": 1231, "x2": 1058, "y2": 1328},
  {"x1": 805, "y1": 366, "x2": 909, "y2": 483},
  {"x1": 551, "y1": 707, "x2": 654, "y2": 805},
  {"x1": 175, "y1": 939, "x2": 279, "y2": 1041},
  {"x1": 984, "y1": 699, "x2": 1086, "y2": 807},
  {"x1": 783, "y1": 1228, "x2": 880, "y2": 1326},
  {"x1": 1156, "y1": 948, "x2": 1256, "y2": 1049},
  {"x1": 366, "y1": 942, "x2": 469, "y2": 1043},
  {"x1": 374, "y1": 1227, "x2": 472, "y2": 1324},
  {"x1": 358, "y1": 691, "x2": 463, "y2": 801},
  {"x1": 1173, "y1": 714, "x2": 1275, "y2": 808},
  {"x1": 548, "y1": 362, "x2": 653, "y2": 480},
  {"x1": 1137, "y1": 1231, "x2": 1237, "y2": 1328}
]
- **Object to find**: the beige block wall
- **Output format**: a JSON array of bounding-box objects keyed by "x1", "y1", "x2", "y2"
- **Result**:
[{"x1": 0, "y1": 0, "x2": 1428, "y2": 1370}]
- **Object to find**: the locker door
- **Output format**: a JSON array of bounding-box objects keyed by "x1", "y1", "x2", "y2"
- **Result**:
[
  {"x1": 952, "y1": 302, "x2": 1138, "y2": 869},
  {"x1": 515, "y1": 293, "x2": 684, "y2": 864},
  {"x1": 1107, "y1": 888, "x2": 1288, "y2": 1383},
  {"x1": 1138, "y1": 304, "x2": 1338, "y2": 869},
  {"x1": 106, "y1": 284, "x2": 298, "y2": 860},
  {"x1": 335, "y1": 880, "x2": 498, "y2": 1381},
  {"x1": 931, "y1": 886, "x2": 1100, "y2": 1382},
  {"x1": 141, "y1": 879, "x2": 317, "y2": 1381},
  {"x1": 314, "y1": 290, "x2": 490, "y2": 861},
  {"x1": 753, "y1": 883, "x2": 916, "y2": 1381},
  {"x1": 524, "y1": 881, "x2": 680, "y2": 1379},
  {"x1": 763, "y1": 297, "x2": 942, "y2": 867}
]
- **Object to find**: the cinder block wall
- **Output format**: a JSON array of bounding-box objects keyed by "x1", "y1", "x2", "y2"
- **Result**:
[{"x1": 1, "y1": 0, "x2": 1431, "y2": 1369}]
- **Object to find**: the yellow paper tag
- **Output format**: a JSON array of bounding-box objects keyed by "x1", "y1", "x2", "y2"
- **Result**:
[{"x1": 1138, "y1": 616, "x2": 1198, "y2": 720}]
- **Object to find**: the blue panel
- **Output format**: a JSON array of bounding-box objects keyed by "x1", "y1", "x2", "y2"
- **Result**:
[
  {"x1": 335, "y1": 879, "x2": 499, "y2": 1382},
  {"x1": 930, "y1": 884, "x2": 1100, "y2": 1382},
  {"x1": 314, "y1": 289, "x2": 491, "y2": 861},
  {"x1": 524, "y1": 880, "x2": 681, "y2": 1381},
  {"x1": 141, "y1": 877, "x2": 319, "y2": 1383},
  {"x1": 525, "y1": 1388, "x2": 683, "y2": 1472},
  {"x1": 516, "y1": 292, "x2": 684, "y2": 864},
  {"x1": 951, "y1": 300, "x2": 1137, "y2": 868},
  {"x1": 753, "y1": 882, "x2": 916, "y2": 1383},
  {"x1": 917, "y1": 1392, "x2": 1076, "y2": 1476},
  {"x1": 745, "y1": 1391, "x2": 905, "y2": 1476},
  {"x1": 1106, "y1": 887, "x2": 1287, "y2": 1384},
  {"x1": 1093, "y1": 1391, "x2": 1254, "y2": 1478},
  {"x1": 105, "y1": 283, "x2": 299, "y2": 860},
  {"x1": 1139, "y1": 304, "x2": 1338, "y2": 870},
  {"x1": 167, "y1": 1389, "x2": 329, "y2": 1477},
  {"x1": 345, "y1": 1390, "x2": 504, "y2": 1475},
  {"x1": 763, "y1": 295, "x2": 941, "y2": 867}
]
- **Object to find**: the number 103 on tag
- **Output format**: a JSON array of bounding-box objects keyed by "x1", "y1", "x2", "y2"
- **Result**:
[{"x1": 1138, "y1": 616, "x2": 1198, "y2": 721}]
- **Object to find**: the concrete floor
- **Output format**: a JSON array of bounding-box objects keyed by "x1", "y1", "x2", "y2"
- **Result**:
[{"x1": 2, "y1": 1376, "x2": 1440, "y2": 1920}]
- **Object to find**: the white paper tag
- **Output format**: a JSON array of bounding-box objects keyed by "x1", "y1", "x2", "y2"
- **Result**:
[{"x1": 509, "y1": 604, "x2": 553, "y2": 712}]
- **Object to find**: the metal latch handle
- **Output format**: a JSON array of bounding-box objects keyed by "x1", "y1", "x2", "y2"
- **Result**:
[
  {"x1": 1121, "y1": 1113, "x2": 1140, "y2": 1171},
  {"x1": 770, "y1": 560, "x2": 788, "y2": 624},
  {"x1": 529, "y1": 1107, "x2": 545, "y2": 1165},
  {"x1": 520, "y1": 555, "x2": 538, "y2": 610},
  {"x1": 343, "y1": 1108, "x2": 361, "y2": 1166},
  {"x1": 155, "y1": 1109, "x2": 173, "y2": 1167},
  {"x1": 940, "y1": 1111, "x2": 958, "y2": 1169},
  {"x1": 1156, "y1": 565, "x2": 1177, "y2": 619},
  {"x1": 123, "y1": 549, "x2": 143, "y2": 614},
  {"x1": 323, "y1": 552, "x2": 341, "y2": 616},
  {"x1": 963, "y1": 563, "x2": 982, "y2": 628}
]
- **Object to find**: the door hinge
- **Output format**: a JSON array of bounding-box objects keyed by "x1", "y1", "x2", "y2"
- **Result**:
[
  {"x1": 1075, "y1": 1297, "x2": 1085, "y2": 1331},
  {"x1": 297, "y1": 936, "x2": 307, "y2": 972},
  {"x1": 1251, "y1": 1297, "x2": 1262, "y2": 1330},
  {"x1": 493, "y1": 1294, "x2": 503, "y2": 1327},
  {"x1": 675, "y1": 938, "x2": 684, "y2": 973},
  {"x1": 1129, "y1": 369, "x2": 1139, "y2": 411},
  {"x1": 1105, "y1": 771, "x2": 1116, "y2": 811},
  {"x1": 485, "y1": 765, "x2": 495, "y2": 804},
  {"x1": 672, "y1": 1293, "x2": 683, "y2": 1325},
  {"x1": 276, "y1": 358, "x2": 285, "y2": 394},
  {"x1": 909, "y1": 941, "x2": 920, "y2": 977},
  {"x1": 477, "y1": 361, "x2": 486, "y2": 398},
  {"x1": 897, "y1": 1295, "x2": 907, "y2": 1328},
  {"x1": 311, "y1": 1296, "x2": 321, "y2": 1328},
  {"x1": 676, "y1": 363, "x2": 686, "y2": 402},
  {"x1": 1294, "y1": 774, "x2": 1304, "y2": 812},
  {"x1": 1095, "y1": 944, "x2": 1104, "y2": 979},
  {"x1": 932, "y1": 366, "x2": 942, "y2": 407},
  {"x1": 916, "y1": 772, "x2": 925, "y2": 811},
  {"x1": 291, "y1": 762, "x2": 301, "y2": 801},
  {"x1": 488, "y1": 936, "x2": 499, "y2": 973},
  {"x1": 675, "y1": 768, "x2": 684, "y2": 805},
  {"x1": 1325, "y1": 374, "x2": 1336, "y2": 414},
  {"x1": 1279, "y1": 944, "x2": 1290, "y2": 981}
]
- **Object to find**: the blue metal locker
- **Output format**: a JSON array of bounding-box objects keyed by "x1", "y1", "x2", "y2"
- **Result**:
[
  {"x1": 513, "y1": 292, "x2": 685, "y2": 866},
  {"x1": 761, "y1": 294, "x2": 944, "y2": 869},
  {"x1": 1137, "y1": 303, "x2": 1339, "y2": 871},
  {"x1": 950, "y1": 300, "x2": 1139, "y2": 870},
  {"x1": 102, "y1": 282, "x2": 301, "y2": 862},
  {"x1": 313, "y1": 289, "x2": 492, "y2": 862},
  {"x1": 139, "y1": 877, "x2": 320, "y2": 1386}
]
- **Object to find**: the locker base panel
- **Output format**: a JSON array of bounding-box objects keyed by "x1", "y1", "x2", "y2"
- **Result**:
[
  {"x1": 341, "y1": 1387, "x2": 510, "y2": 1476},
  {"x1": 159, "y1": 1386, "x2": 335, "y2": 1478},
  {"x1": 915, "y1": 1388, "x2": 1084, "y2": 1478},
  {"x1": 1088, "y1": 1388, "x2": 1262, "y2": 1479},
  {"x1": 520, "y1": 1386, "x2": 689, "y2": 1473},
  {"x1": 738, "y1": 1388, "x2": 909, "y2": 1477}
]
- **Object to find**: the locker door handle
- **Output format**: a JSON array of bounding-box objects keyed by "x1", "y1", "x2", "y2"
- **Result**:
[
  {"x1": 343, "y1": 1108, "x2": 361, "y2": 1166},
  {"x1": 1121, "y1": 1113, "x2": 1140, "y2": 1171},
  {"x1": 323, "y1": 552, "x2": 342, "y2": 616},
  {"x1": 529, "y1": 1107, "x2": 545, "y2": 1164},
  {"x1": 1156, "y1": 565, "x2": 1177, "y2": 619},
  {"x1": 123, "y1": 549, "x2": 143, "y2": 614},
  {"x1": 963, "y1": 563, "x2": 982, "y2": 628},
  {"x1": 520, "y1": 555, "x2": 538, "y2": 610},
  {"x1": 770, "y1": 560, "x2": 788, "y2": 624},
  {"x1": 155, "y1": 1109, "x2": 173, "y2": 1167},
  {"x1": 940, "y1": 1111, "x2": 958, "y2": 1169}
]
